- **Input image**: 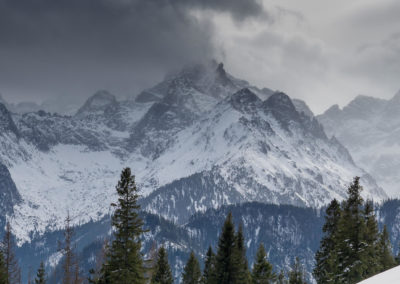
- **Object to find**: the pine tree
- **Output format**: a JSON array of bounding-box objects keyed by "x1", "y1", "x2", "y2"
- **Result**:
[
  {"x1": 34, "y1": 262, "x2": 46, "y2": 284},
  {"x1": 362, "y1": 200, "x2": 381, "y2": 278},
  {"x1": 313, "y1": 199, "x2": 341, "y2": 284},
  {"x1": 0, "y1": 251, "x2": 7, "y2": 284},
  {"x1": 214, "y1": 212, "x2": 237, "y2": 284},
  {"x1": 202, "y1": 246, "x2": 216, "y2": 284},
  {"x1": 104, "y1": 168, "x2": 147, "y2": 284},
  {"x1": 182, "y1": 251, "x2": 201, "y2": 284},
  {"x1": 151, "y1": 247, "x2": 173, "y2": 284},
  {"x1": 378, "y1": 225, "x2": 396, "y2": 271},
  {"x1": 288, "y1": 257, "x2": 306, "y2": 284},
  {"x1": 251, "y1": 243, "x2": 275, "y2": 284},
  {"x1": 233, "y1": 224, "x2": 251, "y2": 284},
  {"x1": 2, "y1": 222, "x2": 21, "y2": 284},
  {"x1": 336, "y1": 177, "x2": 367, "y2": 283}
]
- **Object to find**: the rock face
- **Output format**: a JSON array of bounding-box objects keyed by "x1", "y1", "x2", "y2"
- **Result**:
[
  {"x1": 0, "y1": 62, "x2": 386, "y2": 243},
  {"x1": 317, "y1": 92, "x2": 400, "y2": 196},
  {"x1": 0, "y1": 162, "x2": 21, "y2": 216}
]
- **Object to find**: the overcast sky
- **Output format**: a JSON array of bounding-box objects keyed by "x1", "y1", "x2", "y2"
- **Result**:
[{"x1": 0, "y1": 0, "x2": 399, "y2": 113}]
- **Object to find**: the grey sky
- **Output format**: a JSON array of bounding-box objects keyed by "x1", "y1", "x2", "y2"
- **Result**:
[{"x1": 0, "y1": 0, "x2": 399, "y2": 113}]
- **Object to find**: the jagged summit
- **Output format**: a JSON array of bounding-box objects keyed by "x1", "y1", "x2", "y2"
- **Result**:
[
  {"x1": 75, "y1": 90, "x2": 117, "y2": 118},
  {"x1": 0, "y1": 103, "x2": 19, "y2": 136},
  {"x1": 0, "y1": 62, "x2": 386, "y2": 244},
  {"x1": 229, "y1": 88, "x2": 261, "y2": 112}
]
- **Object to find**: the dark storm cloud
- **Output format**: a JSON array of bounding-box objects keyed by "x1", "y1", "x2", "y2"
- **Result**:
[{"x1": 0, "y1": 0, "x2": 264, "y2": 102}]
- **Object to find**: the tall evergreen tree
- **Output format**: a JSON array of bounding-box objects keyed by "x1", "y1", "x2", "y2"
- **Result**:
[
  {"x1": 182, "y1": 251, "x2": 201, "y2": 284},
  {"x1": 214, "y1": 212, "x2": 237, "y2": 284},
  {"x1": 233, "y1": 224, "x2": 251, "y2": 284},
  {"x1": 34, "y1": 262, "x2": 46, "y2": 284},
  {"x1": 2, "y1": 222, "x2": 21, "y2": 284},
  {"x1": 151, "y1": 247, "x2": 173, "y2": 284},
  {"x1": 251, "y1": 243, "x2": 275, "y2": 284},
  {"x1": 378, "y1": 225, "x2": 396, "y2": 271},
  {"x1": 362, "y1": 200, "x2": 381, "y2": 278},
  {"x1": 0, "y1": 251, "x2": 6, "y2": 284},
  {"x1": 202, "y1": 246, "x2": 216, "y2": 284},
  {"x1": 288, "y1": 257, "x2": 306, "y2": 284},
  {"x1": 104, "y1": 168, "x2": 147, "y2": 284},
  {"x1": 313, "y1": 199, "x2": 341, "y2": 284},
  {"x1": 336, "y1": 177, "x2": 367, "y2": 283}
]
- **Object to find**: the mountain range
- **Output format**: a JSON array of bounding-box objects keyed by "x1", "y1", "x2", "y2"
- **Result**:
[
  {"x1": 0, "y1": 62, "x2": 387, "y2": 244},
  {"x1": 318, "y1": 91, "x2": 400, "y2": 197}
]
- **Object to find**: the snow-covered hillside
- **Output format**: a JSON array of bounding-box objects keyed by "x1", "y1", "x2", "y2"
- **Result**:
[
  {"x1": 358, "y1": 265, "x2": 400, "y2": 283},
  {"x1": 318, "y1": 92, "x2": 400, "y2": 197},
  {"x1": 0, "y1": 62, "x2": 387, "y2": 243}
]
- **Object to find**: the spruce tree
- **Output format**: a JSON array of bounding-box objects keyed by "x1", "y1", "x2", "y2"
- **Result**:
[
  {"x1": 34, "y1": 262, "x2": 46, "y2": 284},
  {"x1": 233, "y1": 224, "x2": 251, "y2": 284},
  {"x1": 313, "y1": 199, "x2": 341, "y2": 284},
  {"x1": 104, "y1": 168, "x2": 147, "y2": 284},
  {"x1": 2, "y1": 222, "x2": 21, "y2": 284},
  {"x1": 251, "y1": 243, "x2": 275, "y2": 284},
  {"x1": 182, "y1": 251, "x2": 201, "y2": 284},
  {"x1": 151, "y1": 247, "x2": 173, "y2": 284},
  {"x1": 214, "y1": 212, "x2": 237, "y2": 284},
  {"x1": 288, "y1": 257, "x2": 306, "y2": 284},
  {"x1": 378, "y1": 225, "x2": 396, "y2": 271},
  {"x1": 202, "y1": 246, "x2": 216, "y2": 284},
  {"x1": 362, "y1": 200, "x2": 381, "y2": 278},
  {"x1": 336, "y1": 177, "x2": 367, "y2": 283}
]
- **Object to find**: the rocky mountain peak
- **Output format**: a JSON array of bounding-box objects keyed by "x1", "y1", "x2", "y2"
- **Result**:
[
  {"x1": 263, "y1": 92, "x2": 300, "y2": 128},
  {"x1": 75, "y1": 90, "x2": 117, "y2": 118},
  {"x1": 0, "y1": 103, "x2": 19, "y2": 136},
  {"x1": 229, "y1": 88, "x2": 261, "y2": 112}
]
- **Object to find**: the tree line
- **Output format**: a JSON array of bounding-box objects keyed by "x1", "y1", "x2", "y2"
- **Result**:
[{"x1": 0, "y1": 171, "x2": 398, "y2": 283}]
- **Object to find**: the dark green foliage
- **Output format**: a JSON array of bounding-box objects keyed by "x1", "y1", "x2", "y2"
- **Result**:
[
  {"x1": 202, "y1": 246, "x2": 216, "y2": 284},
  {"x1": 214, "y1": 212, "x2": 238, "y2": 284},
  {"x1": 313, "y1": 199, "x2": 341, "y2": 283},
  {"x1": 314, "y1": 177, "x2": 398, "y2": 284},
  {"x1": 182, "y1": 251, "x2": 201, "y2": 284},
  {"x1": 336, "y1": 177, "x2": 366, "y2": 282},
  {"x1": 151, "y1": 247, "x2": 173, "y2": 284},
  {"x1": 288, "y1": 257, "x2": 307, "y2": 284},
  {"x1": 234, "y1": 225, "x2": 251, "y2": 284},
  {"x1": 102, "y1": 168, "x2": 147, "y2": 284},
  {"x1": 34, "y1": 262, "x2": 46, "y2": 284},
  {"x1": 251, "y1": 243, "x2": 275, "y2": 284},
  {"x1": 363, "y1": 200, "x2": 381, "y2": 278},
  {"x1": 378, "y1": 225, "x2": 396, "y2": 271}
]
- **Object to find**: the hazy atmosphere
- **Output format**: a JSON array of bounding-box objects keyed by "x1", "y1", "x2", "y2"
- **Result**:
[{"x1": 1, "y1": 0, "x2": 399, "y2": 113}]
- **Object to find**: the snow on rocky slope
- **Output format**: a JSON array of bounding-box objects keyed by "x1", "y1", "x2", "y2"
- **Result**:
[
  {"x1": 0, "y1": 61, "x2": 387, "y2": 243},
  {"x1": 318, "y1": 91, "x2": 400, "y2": 197}
]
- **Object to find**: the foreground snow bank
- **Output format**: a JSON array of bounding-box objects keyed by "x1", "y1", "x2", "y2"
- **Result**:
[{"x1": 358, "y1": 266, "x2": 400, "y2": 283}]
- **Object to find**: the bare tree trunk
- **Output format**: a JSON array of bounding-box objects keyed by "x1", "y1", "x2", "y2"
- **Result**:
[{"x1": 2, "y1": 222, "x2": 21, "y2": 284}]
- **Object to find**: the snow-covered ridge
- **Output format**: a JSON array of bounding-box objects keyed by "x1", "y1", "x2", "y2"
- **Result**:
[
  {"x1": 318, "y1": 91, "x2": 400, "y2": 197},
  {"x1": 0, "y1": 62, "x2": 387, "y2": 243}
]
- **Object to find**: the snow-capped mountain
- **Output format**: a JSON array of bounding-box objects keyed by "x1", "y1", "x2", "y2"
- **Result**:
[
  {"x1": 0, "y1": 61, "x2": 386, "y2": 243},
  {"x1": 317, "y1": 91, "x2": 400, "y2": 197}
]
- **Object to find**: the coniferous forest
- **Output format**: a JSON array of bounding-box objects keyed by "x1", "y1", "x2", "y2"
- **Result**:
[{"x1": 1, "y1": 169, "x2": 397, "y2": 283}]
